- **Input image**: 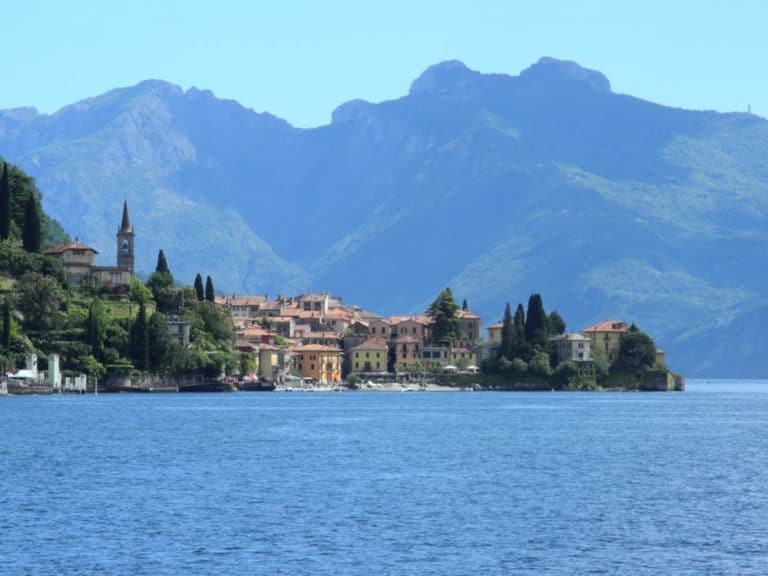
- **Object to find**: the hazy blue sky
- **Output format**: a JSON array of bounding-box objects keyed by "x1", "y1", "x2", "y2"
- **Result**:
[{"x1": 3, "y1": 0, "x2": 766, "y2": 127}]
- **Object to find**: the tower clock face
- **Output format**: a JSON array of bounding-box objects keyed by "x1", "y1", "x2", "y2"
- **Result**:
[{"x1": 122, "y1": 239, "x2": 129, "y2": 254}]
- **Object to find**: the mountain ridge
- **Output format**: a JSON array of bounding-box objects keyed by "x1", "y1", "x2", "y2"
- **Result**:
[{"x1": 1, "y1": 57, "x2": 767, "y2": 376}]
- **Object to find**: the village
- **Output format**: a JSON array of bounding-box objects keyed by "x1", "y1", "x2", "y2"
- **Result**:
[{"x1": 1, "y1": 198, "x2": 681, "y2": 394}]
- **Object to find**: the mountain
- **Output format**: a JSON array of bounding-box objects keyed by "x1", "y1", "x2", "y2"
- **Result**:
[{"x1": 1, "y1": 58, "x2": 767, "y2": 377}]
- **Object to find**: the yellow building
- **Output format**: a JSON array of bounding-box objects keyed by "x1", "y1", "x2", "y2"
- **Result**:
[
  {"x1": 393, "y1": 336, "x2": 421, "y2": 371},
  {"x1": 582, "y1": 320, "x2": 628, "y2": 364},
  {"x1": 295, "y1": 345, "x2": 342, "y2": 383},
  {"x1": 349, "y1": 337, "x2": 389, "y2": 373}
]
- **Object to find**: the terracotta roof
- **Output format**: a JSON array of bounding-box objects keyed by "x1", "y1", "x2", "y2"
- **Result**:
[
  {"x1": 43, "y1": 241, "x2": 98, "y2": 255},
  {"x1": 351, "y1": 337, "x2": 389, "y2": 351},
  {"x1": 457, "y1": 310, "x2": 480, "y2": 319},
  {"x1": 487, "y1": 322, "x2": 504, "y2": 329},
  {"x1": 583, "y1": 320, "x2": 628, "y2": 333}
]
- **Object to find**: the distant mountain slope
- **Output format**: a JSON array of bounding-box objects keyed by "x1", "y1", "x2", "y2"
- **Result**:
[{"x1": 1, "y1": 58, "x2": 767, "y2": 376}]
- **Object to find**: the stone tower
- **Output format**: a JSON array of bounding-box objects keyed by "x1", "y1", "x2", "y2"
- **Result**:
[{"x1": 117, "y1": 200, "x2": 135, "y2": 273}]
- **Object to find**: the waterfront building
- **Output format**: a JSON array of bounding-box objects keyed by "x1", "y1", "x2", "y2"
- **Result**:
[
  {"x1": 349, "y1": 337, "x2": 389, "y2": 374},
  {"x1": 582, "y1": 320, "x2": 628, "y2": 364},
  {"x1": 294, "y1": 345, "x2": 342, "y2": 383}
]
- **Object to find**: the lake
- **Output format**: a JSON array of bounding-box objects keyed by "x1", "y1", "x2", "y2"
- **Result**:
[{"x1": 1, "y1": 380, "x2": 766, "y2": 575}]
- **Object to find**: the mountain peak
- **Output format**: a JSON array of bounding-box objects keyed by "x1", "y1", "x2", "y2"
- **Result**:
[
  {"x1": 519, "y1": 57, "x2": 611, "y2": 93},
  {"x1": 409, "y1": 60, "x2": 479, "y2": 95}
]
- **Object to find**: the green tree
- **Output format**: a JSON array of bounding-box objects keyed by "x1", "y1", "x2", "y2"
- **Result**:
[
  {"x1": 15, "y1": 271, "x2": 64, "y2": 331},
  {"x1": 130, "y1": 301, "x2": 150, "y2": 371},
  {"x1": 499, "y1": 302, "x2": 515, "y2": 360},
  {"x1": 147, "y1": 312, "x2": 177, "y2": 372},
  {"x1": 239, "y1": 351, "x2": 256, "y2": 377},
  {"x1": 462, "y1": 298, "x2": 468, "y2": 311},
  {"x1": 86, "y1": 299, "x2": 106, "y2": 361},
  {"x1": 524, "y1": 293, "x2": 548, "y2": 348},
  {"x1": 22, "y1": 195, "x2": 41, "y2": 253},
  {"x1": 205, "y1": 275, "x2": 215, "y2": 302},
  {"x1": 426, "y1": 287, "x2": 461, "y2": 343},
  {"x1": 529, "y1": 350, "x2": 553, "y2": 377},
  {"x1": 548, "y1": 310, "x2": 566, "y2": 335},
  {"x1": 1, "y1": 299, "x2": 11, "y2": 350},
  {"x1": 194, "y1": 273, "x2": 204, "y2": 301},
  {"x1": 619, "y1": 329, "x2": 657, "y2": 368},
  {"x1": 0, "y1": 162, "x2": 9, "y2": 240},
  {"x1": 129, "y1": 276, "x2": 152, "y2": 304},
  {"x1": 155, "y1": 249, "x2": 170, "y2": 274}
]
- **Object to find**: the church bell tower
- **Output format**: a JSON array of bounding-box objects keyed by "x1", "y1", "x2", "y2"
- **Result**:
[{"x1": 117, "y1": 200, "x2": 135, "y2": 273}]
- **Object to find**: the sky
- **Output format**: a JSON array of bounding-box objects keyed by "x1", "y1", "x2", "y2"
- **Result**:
[{"x1": 3, "y1": 0, "x2": 766, "y2": 128}]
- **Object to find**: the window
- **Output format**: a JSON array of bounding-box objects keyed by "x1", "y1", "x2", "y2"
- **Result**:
[
  {"x1": 355, "y1": 362, "x2": 359, "y2": 369},
  {"x1": 365, "y1": 352, "x2": 369, "y2": 358},
  {"x1": 311, "y1": 364, "x2": 315, "y2": 370}
]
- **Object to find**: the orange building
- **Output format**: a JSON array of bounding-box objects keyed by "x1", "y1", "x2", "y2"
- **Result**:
[{"x1": 294, "y1": 345, "x2": 342, "y2": 384}]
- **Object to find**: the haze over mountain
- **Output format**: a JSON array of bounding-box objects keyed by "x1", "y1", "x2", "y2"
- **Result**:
[{"x1": 1, "y1": 57, "x2": 767, "y2": 377}]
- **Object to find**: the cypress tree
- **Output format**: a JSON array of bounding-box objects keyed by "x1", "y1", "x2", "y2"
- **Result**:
[
  {"x1": 155, "y1": 249, "x2": 170, "y2": 274},
  {"x1": 87, "y1": 299, "x2": 104, "y2": 360},
  {"x1": 513, "y1": 304, "x2": 526, "y2": 341},
  {"x1": 2, "y1": 300, "x2": 11, "y2": 350},
  {"x1": 499, "y1": 303, "x2": 514, "y2": 360},
  {"x1": 205, "y1": 276, "x2": 215, "y2": 302},
  {"x1": 0, "y1": 162, "x2": 10, "y2": 241},
  {"x1": 21, "y1": 195, "x2": 41, "y2": 252},
  {"x1": 524, "y1": 293, "x2": 548, "y2": 347},
  {"x1": 194, "y1": 273, "x2": 204, "y2": 301},
  {"x1": 462, "y1": 299, "x2": 468, "y2": 311},
  {"x1": 131, "y1": 301, "x2": 149, "y2": 371}
]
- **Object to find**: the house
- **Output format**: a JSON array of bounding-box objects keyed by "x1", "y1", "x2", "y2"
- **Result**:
[
  {"x1": 349, "y1": 337, "x2": 389, "y2": 374},
  {"x1": 167, "y1": 315, "x2": 191, "y2": 347},
  {"x1": 457, "y1": 309, "x2": 482, "y2": 343},
  {"x1": 486, "y1": 322, "x2": 503, "y2": 346},
  {"x1": 391, "y1": 316, "x2": 431, "y2": 341},
  {"x1": 43, "y1": 241, "x2": 99, "y2": 285},
  {"x1": 294, "y1": 345, "x2": 342, "y2": 384},
  {"x1": 44, "y1": 200, "x2": 134, "y2": 286},
  {"x1": 393, "y1": 335, "x2": 422, "y2": 371},
  {"x1": 302, "y1": 331, "x2": 342, "y2": 347},
  {"x1": 368, "y1": 319, "x2": 391, "y2": 340},
  {"x1": 215, "y1": 295, "x2": 267, "y2": 318},
  {"x1": 420, "y1": 344, "x2": 476, "y2": 370},
  {"x1": 549, "y1": 333, "x2": 592, "y2": 364},
  {"x1": 322, "y1": 307, "x2": 355, "y2": 333},
  {"x1": 582, "y1": 320, "x2": 628, "y2": 364}
]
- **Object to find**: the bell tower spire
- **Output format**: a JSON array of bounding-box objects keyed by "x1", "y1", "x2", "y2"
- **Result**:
[{"x1": 117, "y1": 199, "x2": 135, "y2": 273}]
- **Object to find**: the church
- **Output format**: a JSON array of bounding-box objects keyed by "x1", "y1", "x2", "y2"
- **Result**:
[{"x1": 44, "y1": 200, "x2": 135, "y2": 286}]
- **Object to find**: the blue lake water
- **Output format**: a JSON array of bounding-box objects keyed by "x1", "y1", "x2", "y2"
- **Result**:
[{"x1": 1, "y1": 381, "x2": 767, "y2": 575}]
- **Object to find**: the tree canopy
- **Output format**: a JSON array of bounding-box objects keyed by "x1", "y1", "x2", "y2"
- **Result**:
[{"x1": 426, "y1": 287, "x2": 462, "y2": 343}]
